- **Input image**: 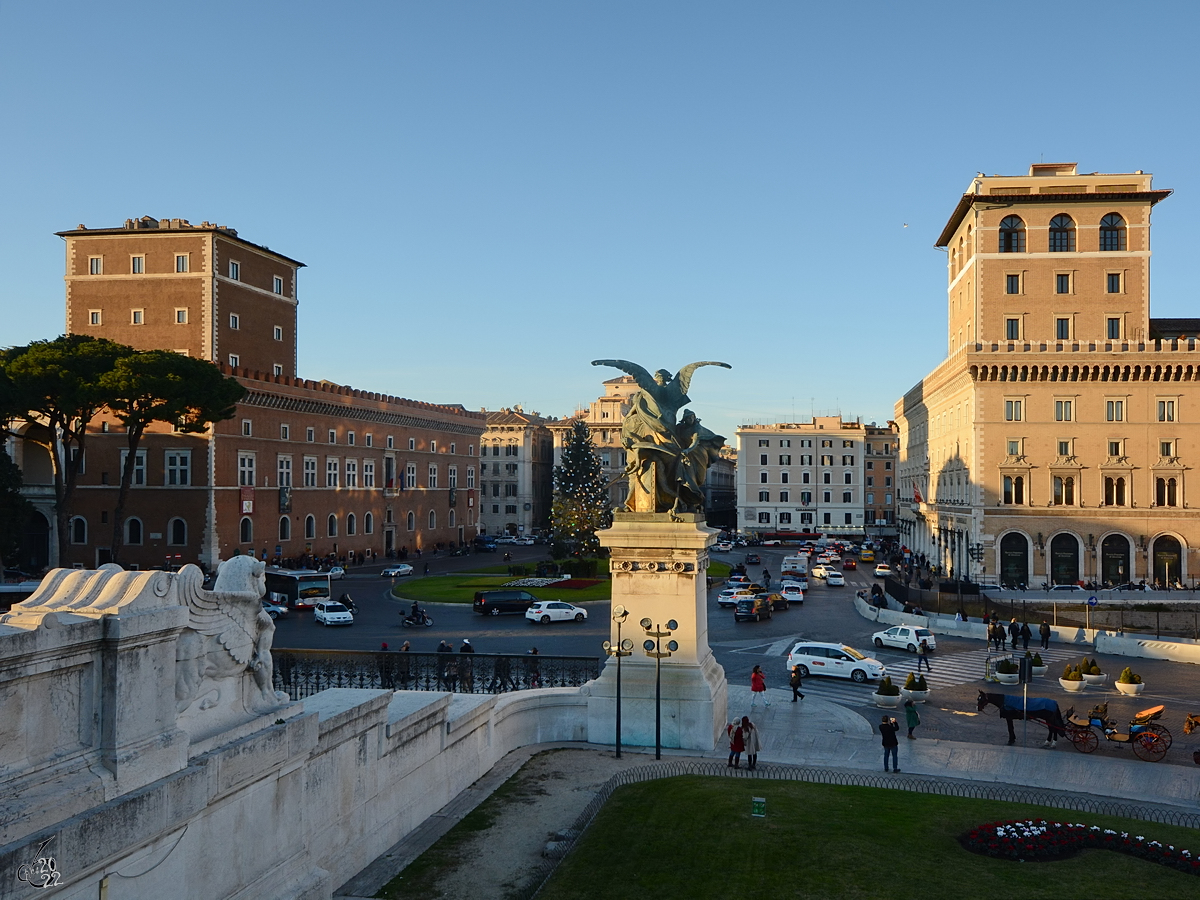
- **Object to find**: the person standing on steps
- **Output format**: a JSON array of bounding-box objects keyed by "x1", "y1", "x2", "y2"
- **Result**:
[
  {"x1": 1019, "y1": 621, "x2": 1032, "y2": 651},
  {"x1": 880, "y1": 715, "x2": 900, "y2": 772},
  {"x1": 1039, "y1": 620, "x2": 1052, "y2": 650},
  {"x1": 789, "y1": 665, "x2": 805, "y2": 701},
  {"x1": 741, "y1": 716, "x2": 761, "y2": 770},
  {"x1": 750, "y1": 665, "x2": 770, "y2": 709},
  {"x1": 904, "y1": 699, "x2": 921, "y2": 739},
  {"x1": 1008, "y1": 617, "x2": 1020, "y2": 651},
  {"x1": 916, "y1": 639, "x2": 932, "y2": 673},
  {"x1": 726, "y1": 718, "x2": 745, "y2": 768}
]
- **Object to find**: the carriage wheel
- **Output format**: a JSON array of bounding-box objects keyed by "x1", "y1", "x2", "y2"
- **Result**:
[
  {"x1": 1133, "y1": 731, "x2": 1167, "y2": 762},
  {"x1": 1143, "y1": 723, "x2": 1172, "y2": 750},
  {"x1": 1067, "y1": 724, "x2": 1098, "y2": 753}
]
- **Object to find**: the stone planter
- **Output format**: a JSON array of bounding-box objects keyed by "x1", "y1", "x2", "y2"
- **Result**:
[
  {"x1": 872, "y1": 692, "x2": 902, "y2": 708},
  {"x1": 1082, "y1": 673, "x2": 1107, "y2": 686},
  {"x1": 1031, "y1": 665, "x2": 1049, "y2": 678},
  {"x1": 995, "y1": 672, "x2": 1020, "y2": 685},
  {"x1": 1059, "y1": 677, "x2": 1087, "y2": 692},
  {"x1": 901, "y1": 688, "x2": 930, "y2": 704},
  {"x1": 1114, "y1": 680, "x2": 1145, "y2": 696}
]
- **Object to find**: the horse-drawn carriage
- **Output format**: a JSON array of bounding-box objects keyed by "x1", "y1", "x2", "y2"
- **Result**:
[{"x1": 1064, "y1": 703, "x2": 1171, "y2": 762}]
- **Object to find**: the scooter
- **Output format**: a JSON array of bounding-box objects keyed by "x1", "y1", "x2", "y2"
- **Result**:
[{"x1": 401, "y1": 609, "x2": 434, "y2": 627}]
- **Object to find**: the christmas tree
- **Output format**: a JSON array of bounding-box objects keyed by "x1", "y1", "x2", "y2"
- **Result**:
[{"x1": 551, "y1": 420, "x2": 612, "y2": 556}]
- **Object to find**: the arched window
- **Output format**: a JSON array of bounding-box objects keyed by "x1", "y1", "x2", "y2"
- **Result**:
[
  {"x1": 239, "y1": 517, "x2": 253, "y2": 543},
  {"x1": 279, "y1": 516, "x2": 291, "y2": 541},
  {"x1": 1099, "y1": 213, "x2": 1126, "y2": 252},
  {"x1": 1002, "y1": 475, "x2": 1024, "y2": 504},
  {"x1": 364, "y1": 512, "x2": 373, "y2": 534},
  {"x1": 169, "y1": 518, "x2": 187, "y2": 546},
  {"x1": 449, "y1": 509, "x2": 456, "y2": 527},
  {"x1": 428, "y1": 510, "x2": 437, "y2": 529},
  {"x1": 999, "y1": 216, "x2": 1025, "y2": 253},
  {"x1": 126, "y1": 517, "x2": 143, "y2": 545},
  {"x1": 70, "y1": 516, "x2": 87, "y2": 544},
  {"x1": 347, "y1": 513, "x2": 356, "y2": 536},
  {"x1": 1048, "y1": 214, "x2": 1076, "y2": 252},
  {"x1": 1104, "y1": 477, "x2": 1128, "y2": 507},
  {"x1": 327, "y1": 514, "x2": 338, "y2": 537},
  {"x1": 1053, "y1": 476, "x2": 1075, "y2": 506},
  {"x1": 305, "y1": 515, "x2": 315, "y2": 539},
  {"x1": 407, "y1": 511, "x2": 415, "y2": 531},
  {"x1": 965, "y1": 224, "x2": 973, "y2": 258},
  {"x1": 1155, "y1": 477, "x2": 1178, "y2": 507}
]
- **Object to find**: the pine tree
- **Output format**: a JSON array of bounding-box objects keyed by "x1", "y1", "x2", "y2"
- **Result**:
[{"x1": 551, "y1": 421, "x2": 612, "y2": 556}]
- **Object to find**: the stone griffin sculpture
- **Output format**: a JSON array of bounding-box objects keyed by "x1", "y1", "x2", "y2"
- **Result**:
[
  {"x1": 174, "y1": 556, "x2": 288, "y2": 720},
  {"x1": 591, "y1": 359, "x2": 730, "y2": 517}
]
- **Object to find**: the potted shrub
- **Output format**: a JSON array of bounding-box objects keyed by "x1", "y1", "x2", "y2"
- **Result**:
[
  {"x1": 872, "y1": 676, "x2": 902, "y2": 708},
  {"x1": 1028, "y1": 651, "x2": 1049, "y2": 678},
  {"x1": 1059, "y1": 663, "x2": 1086, "y2": 693},
  {"x1": 995, "y1": 658, "x2": 1020, "y2": 684},
  {"x1": 1115, "y1": 666, "x2": 1145, "y2": 696},
  {"x1": 901, "y1": 672, "x2": 930, "y2": 703},
  {"x1": 1080, "y1": 657, "x2": 1106, "y2": 686}
]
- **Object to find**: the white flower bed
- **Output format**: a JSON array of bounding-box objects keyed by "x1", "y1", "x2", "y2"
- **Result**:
[{"x1": 502, "y1": 577, "x2": 571, "y2": 588}]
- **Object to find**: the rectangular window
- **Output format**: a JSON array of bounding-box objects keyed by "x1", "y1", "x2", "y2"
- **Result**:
[
  {"x1": 885, "y1": 476, "x2": 892, "y2": 487},
  {"x1": 842, "y1": 491, "x2": 852, "y2": 503},
  {"x1": 241, "y1": 419, "x2": 252, "y2": 437},
  {"x1": 842, "y1": 455, "x2": 854, "y2": 465},
  {"x1": 823, "y1": 513, "x2": 831, "y2": 525},
  {"x1": 1055, "y1": 400, "x2": 1072, "y2": 422},
  {"x1": 1005, "y1": 318, "x2": 1020, "y2": 340},
  {"x1": 466, "y1": 466, "x2": 475, "y2": 488},
  {"x1": 387, "y1": 435, "x2": 394, "y2": 449},
  {"x1": 866, "y1": 492, "x2": 875, "y2": 504},
  {"x1": 1107, "y1": 317, "x2": 1121, "y2": 339},
  {"x1": 365, "y1": 433, "x2": 372, "y2": 448},
  {"x1": 800, "y1": 491, "x2": 812, "y2": 504},
  {"x1": 1158, "y1": 399, "x2": 1176, "y2": 422},
  {"x1": 1160, "y1": 440, "x2": 1174, "y2": 458},
  {"x1": 1106, "y1": 399, "x2": 1124, "y2": 422},
  {"x1": 347, "y1": 431, "x2": 355, "y2": 446},
  {"x1": 801, "y1": 455, "x2": 812, "y2": 465},
  {"x1": 303, "y1": 457, "x2": 317, "y2": 486},
  {"x1": 758, "y1": 491, "x2": 770, "y2": 502},
  {"x1": 1056, "y1": 273, "x2": 1071, "y2": 294},
  {"x1": 758, "y1": 512, "x2": 771, "y2": 524},
  {"x1": 363, "y1": 459, "x2": 374, "y2": 487},
  {"x1": 800, "y1": 512, "x2": 814, "y2": 524},
  {"x1": 175, "y1": 308, "x2": 188, "y2": 324},
  {"x1": 1058, "y1": 440, "x2": 1071, "y2": 457},
  {"x1": 1107, "y1": 273, "x2": 1122, "y2": 294},
  {"x1": 760, "y1": 454, "x2": 768, "y2": 465},
  {"x1": 449, "y1": 466, "x2": 458, "y2": 488},
  {"x1": 131, "y1": 309, "x2": 144, "y2": 325},
  {"x1": 326, "y1": 458, "x2": 339, "y2": 488},
  {"x1": 844, "y1": 513, "x2": 853, "y2": 525},
  {"x1": 229, "y1": 314, "x2": 239, "y2": 330},
  {"x1": 428, "y1": 465, "x2": 438, "y2": 488},
  {"x1": 779, "y1": 490, "x2": 789, "y2": 502},
  {"x1": 1007, "y1": 439, "x2": 1021, "y2": 456},
  {"x1": 89, "y1": 256, "x2": 103, "y2": 275},
  {"x1": 275, "y1": 455, "x2": 292, "y2": 487},
  {"x1": 843, "y1": 441, "x2": 854, "y2": 449},
  {"x1": 175, "y1": 254, "x2": 189, "y2": 273},
  {"x1": 866, "y1": 476, "x2": 874, "y2": 486},
  {"x1": 273, "y1": 275, "x2": 284, "y2": 294},
  {"x1": 1005, "y1": 273, "x2": 1020, "y2": 294},
  {"x1": 228, "y1": 354, "x2": 239, "y2": 368},
  {"x1": 432, "y1": 441, "x2": 439, "y2": 453},
  {"x1": 1055, "y1": 318, "x2": 1070, "y2": 340},
  {"x1": 759, "y1": 472, "x2": 768, "y2": 483},
  {"x1": 306, "y1": 427, "x2": 315, "y2": 442},
  {"x1": 779, "y1": 512, "x2": 792, "y2": 524},
  {"x1": 781, "y1": 472, "x2": 790, "y2": 484},
  {"x1": 328, "y1": 430, "x2": 336, "y2": 443},
  {"x1": 758, "y1": 439, "x2": 769, "y2": 447},
  {"x1": 406, "y1": 462, "x2": 416, "y2": 488},
  {"x1": 409, "y1": 438, "x2": 416, "y2": 451},
  {"x1": 823, "y1": 491, "x2": 831, "y2": 503},
  {"x1": 229, "y1": 261, "x2": 240, "y2": 281},
  {"x1": 238, "y1": 453, "x2": 255, "y2": 487},
  {"x1": 166, "y1": 451, "x2": 191, "y2": 486},
  {"x1": 131, "y1": 256, "x2": 144, "y2": 274},
  {"x1": 820, "y1": 455, "x2": 833, "y2": 466},
  {"x1": 1108, "y1": 440, "x2": 1122, "y2": 457},
  {"x1": 802, "y1": 472, "x2": 810, "y2": 483},
  {"x1": 823, "y1": 472, "x2": 832, "y2": 484},
  {"x1": 273, "y1": 326, "x2": 283, "y2": 341},
  {"x1": 779, "y1": 439, "x2": 790, "y2": 448},
  {"x1": 89, "y1": 310, "x2": 102, "y2": 326},
  {"x1": 1005, "y1": 399, "x2": 1022, "y2": 422},
  {"x1": 800, "y1": 439, "x2": 812, "y2": 447},
  {"x1": 273, "y1": 364, "x2": 283, "y2": 376},
  {"x1": 345, "y1": 459, "x2": 357, "y2": 487},
  {"x1": 779, "y1": 455, "x2": 791, "y2": 465}
]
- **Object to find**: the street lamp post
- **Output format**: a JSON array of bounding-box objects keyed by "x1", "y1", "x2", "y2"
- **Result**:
[
  {"x1": 602, "y1": 606, "x2": 634, "y2": 758},
  {"x1": 641, "y1": 617, "x2": 679, "y2": 760}
]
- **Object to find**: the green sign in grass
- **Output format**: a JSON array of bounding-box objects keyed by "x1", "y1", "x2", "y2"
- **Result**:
[{"x1": 751, "y1": 796, "x2": 766, "y2": 817}]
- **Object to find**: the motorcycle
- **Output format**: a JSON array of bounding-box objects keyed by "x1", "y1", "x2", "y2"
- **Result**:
[{"x1": 401, "y1": 609, "x2": 434, "y2": 628}]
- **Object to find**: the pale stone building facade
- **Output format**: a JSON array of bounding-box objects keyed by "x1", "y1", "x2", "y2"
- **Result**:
[
  {"x1": 477, "y1": 407, "x2": 555, "y2": 537},
  {"x1": 895, "y1": 164, "x2": 1195, "y2": 588},
  {"x1": 549, "y1": 375, "x2": 639, "y2": 510}
]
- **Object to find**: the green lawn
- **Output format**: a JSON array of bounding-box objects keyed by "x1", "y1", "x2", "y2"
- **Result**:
[
  {"x1": 392, "y1": 575, "x2": 613, "y2": 604},
  {"x1": 708, "y1": 561, "x2": 732, "y2": 578},
  {"x1": 540, "y1": 777, "x2": 1200, "y2": 900}
]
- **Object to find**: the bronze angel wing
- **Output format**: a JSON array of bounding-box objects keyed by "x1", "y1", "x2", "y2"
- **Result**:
[
  {"x1": 675, "y1": 361, "x2": 731, "y2": 395},
  {"x1": 591, "y1": 359, "x2": 657, "y2": 393}
]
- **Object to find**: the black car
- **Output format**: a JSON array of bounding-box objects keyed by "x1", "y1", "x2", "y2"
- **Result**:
[
  {"x1": 473, "y1": 589, "x2": 539, "y2": 615},
  {"x1": 734, "y1": 596, "x2": 773, "y2": 622},
  {"x1": 473, "y1": 536, "x2": 498, "y2": 552},
  {"x1": 745, "y1": 553, "x2": 761, "y2": 565}
]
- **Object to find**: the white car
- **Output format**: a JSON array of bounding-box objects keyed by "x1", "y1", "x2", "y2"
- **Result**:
[
  {"x1": 779, "y1": 584, "x2": 805, "y2": 603},
  {"x1": 261, "y1": 599, "x2": 288, "y2": 620},
  {"x1": 314, "y1": 600, "x2": 354, "y2": 625},
  {"x1": 495, "y1": 535, "x2": 518, "y2": 544},
  {"x1": 717, "y1": 588, "x2": 756, "y2": 608},
  {"x1": 381, "y1": 564, "x2": 414, "y2": 577},
  {"x1": 810, "y1": 565, "x2": 830, "y2": 580},
  {"x1": 525, "y1": 601, "x2": 588, "y2": 624},
  {"x1": 872, "y1": 626, "x2": 937, "y2": 653},
  {"x1": 1048, "y1": 583, "x2": 1085, "y2": 592},
  {"x1": 512, "y1": 536, "x2": 535, "y2": 546},
  {"x1": 825, "y1": 571, "x2": 846, "y2": 586},
  {"x1": 780, "y1": 574, "x2": 809, "y2": 591},
  {"x1": 786, "y1": 641, "x2": 885, "y2": 683},
  {"x1": 715, "y1": 541, "x2": 734, "y2": 552},
  {"x1": 328, "y1": 566, "x2": 346, "y2": 580},
  {"x1": 874, "y1": 564, "x2": 893, "y2": 578}
]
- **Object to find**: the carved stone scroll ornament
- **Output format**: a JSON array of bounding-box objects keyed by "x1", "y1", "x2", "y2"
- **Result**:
[{"x1": 174, "y1": 557, "x2": 288, "y2": 717}]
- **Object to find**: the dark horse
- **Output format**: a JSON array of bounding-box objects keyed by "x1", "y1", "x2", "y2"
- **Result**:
[{"x1": 977, "y1": 691, "x2": 1068, "y2": 748}]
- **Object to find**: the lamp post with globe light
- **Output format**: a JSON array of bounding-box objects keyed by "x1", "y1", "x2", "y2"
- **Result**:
[
  {"x1": 641, "y1": 617, "x2": 679, "y2": 760},
  {"x1": 602, "y1": 606, "x2": 634, "y2": 758}
]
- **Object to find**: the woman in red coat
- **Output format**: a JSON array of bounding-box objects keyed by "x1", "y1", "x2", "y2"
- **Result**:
[
  {"x1": 750, "y1": 664, "x2": 771, "y2": 709},
  {"x1": 726, "y1": 719, "x2": 745, "y2": 768}
]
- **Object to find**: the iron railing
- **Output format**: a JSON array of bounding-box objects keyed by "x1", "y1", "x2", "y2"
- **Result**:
[{"x1": 272, "y1": 648, "x2": 602, "y2": 699}]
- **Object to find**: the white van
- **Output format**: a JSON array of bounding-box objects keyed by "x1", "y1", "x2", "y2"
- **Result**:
[{"x1": 780, "y1": 555, "x2": 808, "y2": 577}]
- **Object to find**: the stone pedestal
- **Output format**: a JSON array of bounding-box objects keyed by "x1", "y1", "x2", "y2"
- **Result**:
[{"x1": 586, "y1": 513, "x2": 727, "y2": 751}]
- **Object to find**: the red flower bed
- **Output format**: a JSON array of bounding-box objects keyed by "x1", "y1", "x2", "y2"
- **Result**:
[
  {"x1": 556, "y1": 579, "x2": 602, "y2": 589},
  {"x1": 962, "y1": 819, "x2": 1199, "y2": 874}
]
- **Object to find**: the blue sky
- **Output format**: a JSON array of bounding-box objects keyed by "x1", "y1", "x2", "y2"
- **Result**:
[{"x1": 3, "y1": 1, "x2": 1198, "y2": 442}]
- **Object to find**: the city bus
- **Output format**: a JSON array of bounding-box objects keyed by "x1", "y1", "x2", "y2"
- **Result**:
[{"x1": 264, "y1": 569, "x2": 331, "y2": 609}]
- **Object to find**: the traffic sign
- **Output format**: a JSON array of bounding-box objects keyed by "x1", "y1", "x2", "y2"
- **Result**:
[{"x1": 1087, "y1": 596, "x2": 1098, "y2": 607}]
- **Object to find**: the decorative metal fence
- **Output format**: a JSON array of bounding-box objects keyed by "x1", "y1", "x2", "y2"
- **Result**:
[{"x1": 271, "y1": 648, "x2": 602, "y2": 699}]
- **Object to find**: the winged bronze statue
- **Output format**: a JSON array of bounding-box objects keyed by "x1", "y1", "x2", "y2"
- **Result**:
[{"x1": 591, "y1": 359, "x2": 731, "y2": 516}]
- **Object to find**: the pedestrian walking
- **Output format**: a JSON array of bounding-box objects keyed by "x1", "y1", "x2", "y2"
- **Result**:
[
  {"x1": 880, "y1": 715, "x2": 900, "y2": 772},
  {"x1": 904, "y1": 699, "x2": 921, "y2": 739},
  {"x1": 423, "y1": 562, "x2": 430, "y2": 576},
  {"x1": 741, "y1": 716, "x2": 762, "y2": 770},
  {"x1": 380, "y1": 642, "x2": 389, "y2": 651},
  {"x1": 750, "y1": 664, "x2": 770, "y2": 709},
  {"x1": 1008, "y1": 618, "x2": 1020, "y2": 651},
  {"x1": 727, "y1": 718, "x2": 745, "y2": 768},
  {"x1": 789, "y1": 665, "x2": 805, "y2": 701},
  {"x1": 1039, "y1": 620, "x2": 1052, "y2": 650},
  {"x1": 1019, "y1": 622, "x2": 1032, "y2": 651},
  {"x1": 916, "y1": 639, "x2": 932, "y2": 672}
]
